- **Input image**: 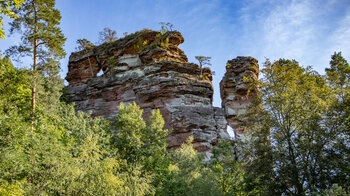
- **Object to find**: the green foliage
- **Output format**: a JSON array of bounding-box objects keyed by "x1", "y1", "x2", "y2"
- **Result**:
[
  {"x1": 323, "y1": 52, "x2": 350, "y2": 191},
  {"x1": 134, "y1": 37, "x2": 147, "y2": 52},
  {"x1": 0, "y1": 0, "x2": 24, "y2": 39},
  {"x1": 0, "y1": 56, "x2": 31, "y2": 118},
  {"x1": 107, "y1": 57, "x2": 117, "y2": 72},
  {"x1": 210, "y1": 140, "x2": 245, "y2": 195},
  {"x1": 321, "y1": 184, "x2": 348, "y2": 196},
  {"x1": 76, "y1": 38, "x2": 95, "y2": 51},
  {"x1": 326, "y1": 51, "x2": 350, "y2": 88},
  {"x1": 111, "y1": 103, "x2": 168, "y2": 171},
  {"x1": 0, "y1": 100, "x2": 127, "y2": 195},
  {"x1": 7, "y1": 0, "x2": 66, "y2": 60},
  {"x1": 154, "y1": 32, "x2": 167, "y2": 49},
  {"x1": 2, "y1": 17, "x2": 350, "y2": 194},
  {"x1": 160, "y1": 37, "x2": 169, "y2": 48},
  {"x1": 159, "y1": 22, "x2": 174, "y2": 33},
  {"x1": 157, "y1": 137, "x2": 221, "y2": 196},
  {"x1": 239, "y1": 57, "x2": 350, "y2": 195},
  {"x1": 195, "y1": 56, "x2": 213, "y2": 78},
  {"x1": 5, "y1": 0, "x2": 66, "y2": 130},
  {"x1": 195, "y1": 56, "x2": 212, "y2": 68},
  {"x1": 0, "y1": 57, "x2": 163, "y2": 195}
]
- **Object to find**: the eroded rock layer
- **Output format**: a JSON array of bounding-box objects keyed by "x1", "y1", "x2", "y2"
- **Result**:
[
  {"x1": 66, "y1": 30, "x2": 229, "y2": 152},
  {"x1": 220, "y1": 57, "x2": 259, "y2": 135}
]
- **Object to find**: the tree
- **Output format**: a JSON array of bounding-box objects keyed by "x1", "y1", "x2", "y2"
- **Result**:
[
  {"x1": 209, "y1": 140, "x2": 250, "y2": 195},
  {"x1": 326, "y1": 52, "x2": 350, "y2": 89},
  {"x1": 111, "y1": 102, "x2": 168, "y2": 166},
  {"x1": 157, "y1": 137, "x2": 221, "y2": 196},
  {"x1": 0, "y1": 55, "x2": 31, "y2": 118},
  {"x1": 159, "y1": 22, "x2": 174, "y2": 33},
  {"x1": 0, "y1": 62, "x2": 127, "y2": 194},
  {"x1": 0, "y1": 0, "x2": 24, "y2": 39},
  {"x1": 76, "y1": 38, "x2": 95, "y2": 77},
  {"x1": 239, "y1": 58, "x2": 349, "y2": 194},
  {"x1": 6, "y1": 0, "x2": 66, "y2": 130},
  {"x1": 195, "y1": 56, "x2": 212, "y2": 77},
  {"x1": 0, "y1": 102, "x2": 127, "y2": 195},
  {"x1": 110, "y1": 102, "x2": 170, "y2": 195},
  {"x1": 98, "y1": 27, "x2": 117, "y2": 44},
  {"x1": 76, "y1": 38, "x2": 95, "y2": 51},
  {"x1": 323, "y1": 52, "x2": 350, "y2": 190}
]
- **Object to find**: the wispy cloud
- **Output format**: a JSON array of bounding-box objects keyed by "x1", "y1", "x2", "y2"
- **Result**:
[
  {"x1": 1, "y1": 0, "x2": 349, "y2": 105},
  {"x1": 330, "y1": 8, "x2": 350, "y2": 58},
  {"x1": 262, "y1": 0, "x2": 314, "y2": 58},
  {"x1": 237, "y1": 0, "x2": 350, "y2": 72}
]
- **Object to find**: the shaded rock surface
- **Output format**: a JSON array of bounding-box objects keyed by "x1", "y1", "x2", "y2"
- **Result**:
[
  {"x1": 220, "y1": 57, "x2": 259, "y2": 135},
  {"x1": 66, "y1": 30, "x2": 229, "y2": 152}
]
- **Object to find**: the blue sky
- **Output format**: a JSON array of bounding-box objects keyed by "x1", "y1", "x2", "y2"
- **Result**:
[{"x1": 1, "y1": 0, "x2": 350, "y2": 107}]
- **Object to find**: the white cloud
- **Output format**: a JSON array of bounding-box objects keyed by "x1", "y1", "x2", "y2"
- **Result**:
[
  {"x1": 262, "y1": 0, "x2": 314, "y2": 57},
  {"x1": 330, "y1": 8, "x2": 350, "y2": 58},
  {"x1": 236, "y1": 0, "x2": 350, "y2": 73}
]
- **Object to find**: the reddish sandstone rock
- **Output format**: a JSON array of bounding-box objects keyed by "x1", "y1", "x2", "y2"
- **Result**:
[
  {"x1": 65, "y1": 30, "x2": 229, "y2": 153},
  {"x1": 220, "y1": 56, "x2": 259, "y2": 136}
]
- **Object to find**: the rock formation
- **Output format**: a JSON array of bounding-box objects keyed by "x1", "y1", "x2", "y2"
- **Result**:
[
  {"x1": 66, "y1": 29, "x2": 230, "y2": 153},
  {"x1": 220, "y1": 57, "x2": 259, "y2": 135},
  {"x1": 65, "y1": 29, "x2": 259, "y2": 152}
]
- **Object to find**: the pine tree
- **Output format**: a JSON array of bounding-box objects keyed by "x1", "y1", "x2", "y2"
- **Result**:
[
  {"x1": 6, "y1": 0, "x2": 66, "y2": 130},
  {"x1": 195, "y1": 56, "x2": 212, "y2": 76},
  {"x1": 76, "y1": 38, "x2": 95, "y2": 77}
]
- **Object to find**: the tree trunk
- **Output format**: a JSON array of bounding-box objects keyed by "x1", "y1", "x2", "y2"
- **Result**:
[
  {"x1": 31, "y1": 0, "x2": 37, "y2": 132},
  {"x1": 287, "y1": 135, "x2": 304, "y2": 195}
]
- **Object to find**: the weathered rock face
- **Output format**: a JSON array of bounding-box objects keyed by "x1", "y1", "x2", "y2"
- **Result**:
[
  {"x1": 220, "y1": 57, "x2": 259, "y2": 136},
  {"x1": 66, "y1": 30, "x2": 229, "y2": 152}
]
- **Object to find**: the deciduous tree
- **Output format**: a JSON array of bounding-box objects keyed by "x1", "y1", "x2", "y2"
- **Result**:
[
  {"x1": 240, "y1": 58, "x2": 348, "y2": 194},
  {"x1": 98, "y1": 27, "x2": 117, "y2": 44},
  {"x1": 0, "y1": 0, "x2": 24, "y2": 39}
]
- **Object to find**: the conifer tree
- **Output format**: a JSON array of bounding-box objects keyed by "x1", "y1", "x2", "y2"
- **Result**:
[
  {"x1": 195, "y1": 56, "x2": 212, "y2": 76},
  {"x1": 6, "y1": 0, "x2": 66, "y2": 129},
  {"x1": 76, "y1": 38, "x2": 95, "y2": 77}
]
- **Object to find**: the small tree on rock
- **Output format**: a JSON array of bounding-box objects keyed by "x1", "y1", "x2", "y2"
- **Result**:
[
  {"x1": 76, "y1": 39, "x2": 95, "y2": 77},
  {"x1": 159, "y1": 22, "x2": 174, "y2": 34},
  {"x1": 76, "y1": 38, "x2": 95, "y2": 51},
  {"x1": 195, "y1": 56, "x2": 212, "y2": 77},
  {"x1": 98, "y1": 27, "x2": 117, "y2": 44}
]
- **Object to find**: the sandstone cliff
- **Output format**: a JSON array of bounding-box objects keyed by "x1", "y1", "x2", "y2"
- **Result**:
[
  {"x1": 220, "y1": 57, "x2": 259, "y2": 136},
  {"x1": 65, "y1": 29, "x2": 258, "y2": 152}
]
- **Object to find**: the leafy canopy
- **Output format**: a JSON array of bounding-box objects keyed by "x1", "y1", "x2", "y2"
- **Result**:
[{"x1": 0, "y1": 0, "x2": 24, "y2": 39}]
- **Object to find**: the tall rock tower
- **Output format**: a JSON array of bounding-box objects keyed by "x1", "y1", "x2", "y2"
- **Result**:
[{"x1": 220, "y1": 57, "x2": 259, "y2": 136}]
